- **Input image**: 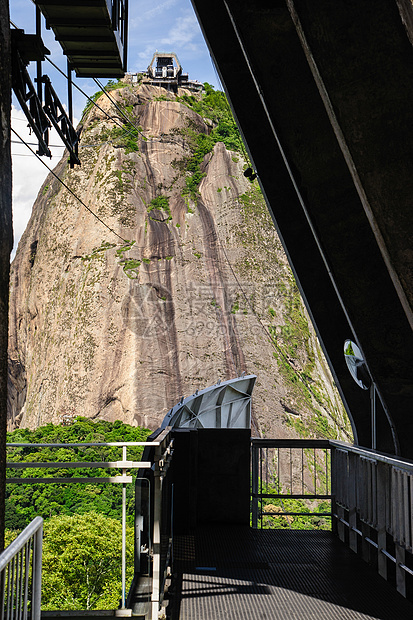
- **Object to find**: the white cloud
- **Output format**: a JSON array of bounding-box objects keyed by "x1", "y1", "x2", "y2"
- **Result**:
[
  {"x1": 11, "y1": 106, "x2": 79, "y2": 258},
  {"x1": 142, "y1": 0, "x2": 178, "y2": 21},
  {"x1": 160, "y1": 13, "x2": 200, "y2": 51}
]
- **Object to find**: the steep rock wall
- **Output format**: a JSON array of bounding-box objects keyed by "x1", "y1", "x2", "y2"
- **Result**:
[{"x1": 8, "y1": 83, "x2": 351, "y2": 441}]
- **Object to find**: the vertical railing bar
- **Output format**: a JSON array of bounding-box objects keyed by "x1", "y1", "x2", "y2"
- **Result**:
[
  {"x1": 13, "y1": 551, "x2": 19, "y2": 620},
  {"x1": 409, "y1": 474, "x2": 413, "y2": 552},
  {"x1": 121, "y1": 444, "x2": 127, "y2": 609},
  {"x1": 6, "y1": 563, "x2": 11, "y2": 620},
  {"x1": 0, "y1": 566, "x2": 5, "y2": 620},
  {"x1": 290, "y1": 447, "x2": 292, "y2": 495},
  {"x1": 252, "y1": 444, "x2": 259, "y2": 529},
  {"x1": 301, "y1": 448, "x2": 304, "y2": 496},
  {"x1": 403, "y1": 472, "x2": 409, "y2": 548},
  {"x1": 19, "y1": 547, "x2": 25, "y2": 620},
  {"x1": 18, "y1": 548, "x2": 24, "y2": 620},
  {"x1": 22, "y1": 541, "x2": 30, "y2": 620},
  {"x1": 260, "y1": 447, "x2": 263, "y2": 529},
  {"x1": 16, "y1": 549, "x2": 22, "y2": 620},
  {"x1": 9, "y1": 557, "x2": 15, "y2": 620},
  {"x1": 13, "y1": 554, "x2": 18, "y2": 620},
  {"x1": 277, "y1": 447, "x2": 280, "y2": 493},
  {"x1": 313, "y1": 448, "x2": 316, "y2": 497},
  {"x1": 32, "y1": 522, "x2": 42, "y2": 620}
]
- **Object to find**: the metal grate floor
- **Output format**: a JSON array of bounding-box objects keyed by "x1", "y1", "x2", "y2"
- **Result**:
[{"x1": 165, "y1": 526, "x2": 413, "y2": 619}]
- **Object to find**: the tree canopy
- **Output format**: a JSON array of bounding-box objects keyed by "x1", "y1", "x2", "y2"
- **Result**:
[
  {"x1": 6, "y1": 417, "x2": 151, "y2": 528},
  {"x1": 41, "y1": 512, "x2": 133, "y2": 610}
]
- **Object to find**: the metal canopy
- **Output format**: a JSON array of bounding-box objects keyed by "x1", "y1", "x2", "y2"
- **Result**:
[
  {"x1": 34, "y1": 0, "x2": 128, "y2": 77},
  {"x1": 161, "y1": 375, "x2": 256, "y2": 429},
  {"x1": 190, "y1": 0, "x2": 413, "y2": 458}
]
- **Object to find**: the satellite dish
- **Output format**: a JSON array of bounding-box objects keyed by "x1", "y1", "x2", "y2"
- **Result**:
[{"x1": 344, "y1": 339, "x2": 371, "y2": 390}]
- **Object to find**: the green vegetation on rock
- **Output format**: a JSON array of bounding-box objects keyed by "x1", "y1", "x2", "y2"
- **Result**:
[
  {"x1": 173, "y1": 84, "x2": 244, "y2": 200},
  {"x1": 81, "y1": 79, "x2": 126, "y2": 119}
]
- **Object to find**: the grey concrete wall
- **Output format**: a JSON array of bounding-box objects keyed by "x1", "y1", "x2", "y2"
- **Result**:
[{"x1": 0, "y1": 0, "x2": 13, "y2": 550}]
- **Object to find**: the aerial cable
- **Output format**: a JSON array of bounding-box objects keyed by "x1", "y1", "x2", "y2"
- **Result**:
[
  {"x1": 44, "y1": 57, "x2": 145, "y2": 145},
  {"x1": 11, "y1": 127, "x2": 128, "y2": 244},
  {"x1": 212, "y1": 197, "x2": 351, "y2": 440},
  {"x1": 10, "y1": 19, "x2": 147, "y2": 146},
  {"x1": 12, "y1": 139, "x2": 113, "y2": 149},
  {"x1": 92, "y1": 77, "x2": 151, "y2": 142},
  {"x1": 12, "y1": 139, "x2": 65, "y2": 148}
]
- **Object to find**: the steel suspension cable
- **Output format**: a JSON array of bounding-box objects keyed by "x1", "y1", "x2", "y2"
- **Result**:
[{"x1": 12, "y1": 127, "x2": 128, "y2": 244}]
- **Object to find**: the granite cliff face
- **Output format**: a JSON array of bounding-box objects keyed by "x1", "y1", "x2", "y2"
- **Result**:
[{"x1": 8, "y1": 81, "x2": 351, "y2": 440}]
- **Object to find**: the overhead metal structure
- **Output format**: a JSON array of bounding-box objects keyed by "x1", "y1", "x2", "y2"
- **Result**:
[
  {"x1": 161, "y1": 375, "x2": 256, "y2": 429},
  {"x1": 190, "y1": 0, "x2": 413, "y2": 457},
  {"x1": 33, "y1": 0, "x2": 128, "y2": 77}
]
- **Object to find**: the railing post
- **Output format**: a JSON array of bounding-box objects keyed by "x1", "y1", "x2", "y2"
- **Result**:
[
  {"x1": 121, "y1": 445, "x2": 127, "y2": 609},
  {"x1": 151, "y1": 442, "x2": 162, "y2": 620},
  {"x1": 32, "y1": 521, "x2": 43, "y2": 620},
  {"x1": 348, "y1": 452, "x2": 358, "y2": 553},
  {"x1": 377, "y1": 460, "x2": 388, "y2": 581},
  {"x1": 331, "y1": 446, "x2": 338, "y2": 536},
  {"x1": 251, "y1": 442, "x2": 259, "y2": 529}
]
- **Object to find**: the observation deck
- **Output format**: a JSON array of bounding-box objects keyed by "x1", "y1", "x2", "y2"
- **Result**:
[
  {"x1": 3, "y1": 431, "x2": 413, "y2": 620},
  {"x1": 169, "y1": 526, "x2": 413, "y2": 619}
]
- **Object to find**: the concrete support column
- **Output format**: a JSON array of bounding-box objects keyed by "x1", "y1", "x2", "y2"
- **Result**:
[{"x1": 0, "y1": 0, "x2": 13, "y2": 551}]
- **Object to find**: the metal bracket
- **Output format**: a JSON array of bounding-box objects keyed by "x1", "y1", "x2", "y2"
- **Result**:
[
  {"x1": 42, "y1": 75, "x2": 81, "y2": 167},
  {"x1": 11, "y1": 48, "x2": 51, "y2": 157}
]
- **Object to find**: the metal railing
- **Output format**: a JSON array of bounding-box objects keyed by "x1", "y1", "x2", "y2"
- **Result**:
[
  {"x1": 6, "y1": 431, "x2": 174, "y2": 614},
  {"x1": 331, "y1": 440, "x2": 413, "y2": 597},
  {"x1": 0, "y1": 516, "x2": 43, "y2": 620},
  {"x1": 252, "y1": 437, "x2": 413, "y2": 598},
  {"x1": 251, "y1": 438, "x2": 332, "y2": 528},
  {"x1": 127, "y1": 429, "x2": 174, "y2": 620}
]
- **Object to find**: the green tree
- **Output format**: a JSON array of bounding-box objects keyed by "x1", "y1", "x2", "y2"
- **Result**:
[
  {"x1": 41, "y1": 512, "x2": 133, "y2": 610},
  {"x1": 6, "y1": 418, "x2": 151, "y2": 527}
]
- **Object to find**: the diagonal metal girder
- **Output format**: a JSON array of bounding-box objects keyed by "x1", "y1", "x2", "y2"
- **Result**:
[{"x1": 191, "y1": 0, "x2": 413, "y2": 457}]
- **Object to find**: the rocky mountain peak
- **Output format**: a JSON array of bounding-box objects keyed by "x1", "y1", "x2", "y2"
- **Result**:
[{"x1": 8, "y1": 80, "x2": 351, "y2": 441}]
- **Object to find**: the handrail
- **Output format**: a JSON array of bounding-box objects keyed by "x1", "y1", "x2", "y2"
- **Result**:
[
  {"x1": 251, "y1": 438, "x2": 332, "y2": 528},
  {"x1": 251, "y1": 438, "x2": 331, "y2": 448},
  {"x1": 7, "y1": 441, "x2": 162, "y2": 447},
  {"x1": 0, "y1": 517, "x2": 43, "y2": 571},
  {"x1": 0, "y1": 516, "x2": 43, "y2": 620},
  {"x1": 6, "y1": 431, "x2": 174, "y2": 616},
  {"x1": 330, "y1": 440, "x2": 413, "y2": 472}
]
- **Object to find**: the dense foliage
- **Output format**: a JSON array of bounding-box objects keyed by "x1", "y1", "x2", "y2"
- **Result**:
[
  {"x1": 178, "y1": 83, "x2": 243, "y2": 153},
  {"x1": 6, "y1": 417, "x2": 151, "y2": 529},
  {"x1": 41, "y1": 513, "x2": 133, "y2": 610},
  {"x1": 6, "y1": 419, "x2": 150, "y2": 610},
  {"x1": 176, "y1": 83, "x2": 245, "y2": 199}
]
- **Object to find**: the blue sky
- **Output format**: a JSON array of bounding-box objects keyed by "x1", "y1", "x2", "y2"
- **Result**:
[{"x1": 10, "y1": 0, "x2": 217, "y2": 254}]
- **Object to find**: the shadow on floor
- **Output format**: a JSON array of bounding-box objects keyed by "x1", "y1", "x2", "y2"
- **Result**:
[{"x1": 165, "y1": 526, "x2": 413, "y2": 620}]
